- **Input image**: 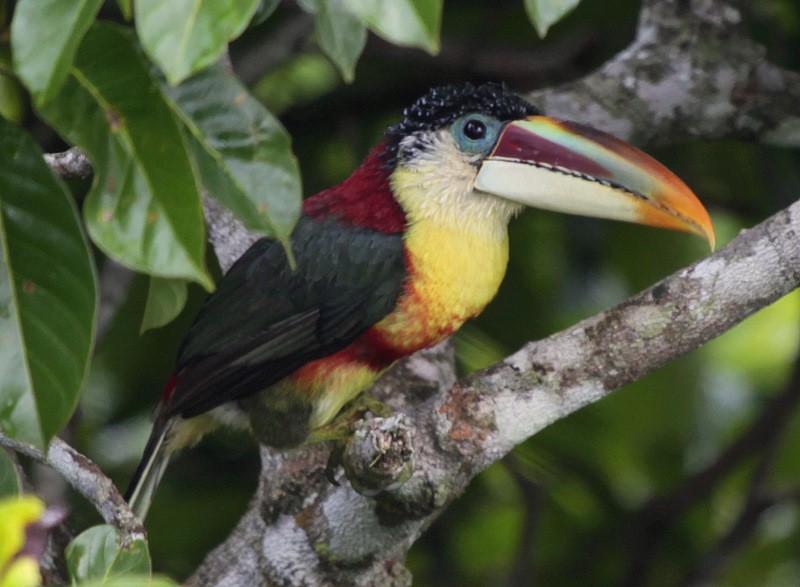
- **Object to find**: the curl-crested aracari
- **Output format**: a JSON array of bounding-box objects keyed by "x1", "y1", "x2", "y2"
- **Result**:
[{"x1": 126, "y1": 83, "x2": 714, "y2": 519}]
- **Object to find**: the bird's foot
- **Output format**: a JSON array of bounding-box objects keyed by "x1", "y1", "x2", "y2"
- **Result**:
[
  {"x1": 307, "y1": 395, "x2": 392, "y2": 444},
  {"x1": 343, "y1": 393, "x2": 393, "y2": 419}
]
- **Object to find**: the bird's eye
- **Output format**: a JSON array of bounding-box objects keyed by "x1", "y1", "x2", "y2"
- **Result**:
[
  {"x1": 463, "y1": 118, "x2": 486, "y2": 140},
  {"x1": 452, "y1": 113, "x2": 501, "y2": 154}
]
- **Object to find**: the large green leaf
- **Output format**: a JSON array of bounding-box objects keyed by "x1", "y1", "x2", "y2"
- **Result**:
[
  {"x1": 135, "y1": 0, "x2": 261, "y2": 85},
  {"x1": 38, "y1": 23, "x2": 213, "y2": 290},
  {"x1": 343, "y1": 0, "x2": 441, "y2": 53},
  {"x1": 0, "y1": 119, "x2": 97, "y2": 449},
  {"x1": 140, "y1": 277, "x2": 188, "y2": 333},
  {"x1": 524, "y1": 0, "x2": 581, "y2": 37},
  {"x1": 162, "y1": 62, "x2": 301, "y2": 244},
  {"x1": 66, "y1": 525, "x2": 151, "y2": 584},
  {"x1": 10, "y1": 0, "x2": 103, "y2": 106},
  {"x1": 315, "y1": 0, "x2": 367, "y2": 82}
]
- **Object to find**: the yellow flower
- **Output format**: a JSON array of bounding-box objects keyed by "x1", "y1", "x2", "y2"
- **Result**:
[{"x1": 0, "y1": 496, "x2": 45, "y2": 587}]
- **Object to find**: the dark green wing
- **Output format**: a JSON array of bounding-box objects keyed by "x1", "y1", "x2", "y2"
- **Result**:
[{"x1": 166, "y1": 215, "x2": 406, "y2": 419}]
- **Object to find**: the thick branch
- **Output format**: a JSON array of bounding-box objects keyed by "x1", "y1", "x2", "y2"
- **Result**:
[
  {"x1": 191, "y1": 201, "x2": 800, "y2": 586},
  {"x1": 529, "y1": 0, "x2": 800, "y2": 147}
]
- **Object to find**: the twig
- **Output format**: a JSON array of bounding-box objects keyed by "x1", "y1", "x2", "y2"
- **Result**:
[
  {"x1": 0, "y1": 433, "x2": 145, "y2": 547},
  {"x1": 680, "y1": 492, "x2": 777, "y2": 587},
  {"x1": 677, "y1": 374, "x2": 800, "y2": 586}
]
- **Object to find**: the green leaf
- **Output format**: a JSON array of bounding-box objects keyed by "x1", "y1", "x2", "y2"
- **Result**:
[
  {"x1": 251, "y1": 0, "x2": 282, "y2": 26},
  {"x1": 315, "y1": 0, "x2": 367, "y2": 82},
  {"x1": 704, "y1": 289, "x2": 800, "y2": 391},
  {"x1": 161, "y1": 62, "x2": 301, "y2": 244},
  {"x1": 343, "y1": 0, "x2": 442, "y2": 53},
  {"x1": 117, "y1": 0, "x2": 133, "y2": 20},
  {"x1": 140, "y1": 277, "x2": 188, "y2": 333},
  {"x1": 524, "y1": 0, "x2": 581, "y2": 37},
  {"x1": 0, "y1": 450, "x2": 22, "y2": 497},
  {"x1": 0, "y1": 119, "x2": 97, "y2": 449},
  {"x1": 135, "y1": 0, "x2": 261, "y2": 85},
  {"x1": 66, "y1": 525, "x2": 151, "y2": 584},
  {"x1": 10, "y1": 0, "x2": 103, "y2": 106},
  {"x1": 37, "y1": 23, "x2": 213, "y2": 290},
  {"x1": 0, "y1": 46, "x2": 24, "y2": 124}
]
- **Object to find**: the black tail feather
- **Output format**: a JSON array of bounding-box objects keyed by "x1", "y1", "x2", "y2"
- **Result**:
[{"x1": 125, "y1": 417, "x2": 175, "y2": 521}]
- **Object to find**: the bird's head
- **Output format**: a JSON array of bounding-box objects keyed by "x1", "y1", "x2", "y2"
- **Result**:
[{"x1": 382, "y1": 83, "x2": 714, "y2": 247}]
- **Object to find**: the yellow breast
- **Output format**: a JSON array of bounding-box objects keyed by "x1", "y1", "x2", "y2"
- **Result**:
[
  {"x1": 378, "y1": 222, "x2": 508, "y2": 352},
  {"x1": 372, "y1": 160, "x2": 516, "y2": 353}
]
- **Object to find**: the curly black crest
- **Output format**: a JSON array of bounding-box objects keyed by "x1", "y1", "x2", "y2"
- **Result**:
[{"x1": 384, "y1": 83, "x2": 539, "y2": 162}]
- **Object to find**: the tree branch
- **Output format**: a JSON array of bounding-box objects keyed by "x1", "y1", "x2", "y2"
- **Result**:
[
  {"x1": 191, "y1": 191, "x2": 800, "y2": 587},
  {"x1": 528, "y1": 0, "x2": 800, "y2": 147},
  {"x1": 0, "y1": 433, "x2": 145, "y2": 547}
]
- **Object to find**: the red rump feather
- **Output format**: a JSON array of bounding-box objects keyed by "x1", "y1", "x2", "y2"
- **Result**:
[
  {"x1": 302, "y1": 143, "x2": 407, "y2": 233},
  {"x1": 161, "y1": 371, "x2": 180, "y2": 402}
]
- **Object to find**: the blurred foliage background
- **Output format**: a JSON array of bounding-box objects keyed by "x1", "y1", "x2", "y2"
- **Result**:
[{"x1": 18, "y1": 0, "x2": 800, "y2": 584}]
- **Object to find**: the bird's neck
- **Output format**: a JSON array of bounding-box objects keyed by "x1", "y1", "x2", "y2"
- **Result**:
[{"x1": 302, "y1": 143, "x2": 407, "y2": 233}]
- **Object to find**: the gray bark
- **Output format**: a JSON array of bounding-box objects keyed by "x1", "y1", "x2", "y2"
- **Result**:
[{"x1": 0, "y1": 435, "x2": 145, "y2": 547}]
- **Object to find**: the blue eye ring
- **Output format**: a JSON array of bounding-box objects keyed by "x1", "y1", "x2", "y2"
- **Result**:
[{"x1": 452, "y1": 113, "x2": 502, "y2": 154}]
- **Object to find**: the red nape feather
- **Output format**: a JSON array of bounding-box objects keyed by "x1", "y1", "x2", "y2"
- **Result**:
[{"x1": 302, "y1": 142, "x2": 407, "y2": 233}]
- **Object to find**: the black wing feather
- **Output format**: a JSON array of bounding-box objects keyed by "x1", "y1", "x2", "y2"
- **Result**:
[{"x1": 165, "y1": 215, "x2": 406, "y2": 419}]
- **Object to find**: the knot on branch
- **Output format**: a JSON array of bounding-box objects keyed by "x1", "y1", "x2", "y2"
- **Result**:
[{"x1": 342, "y1": 415, "x2": 414, "y2": 496}]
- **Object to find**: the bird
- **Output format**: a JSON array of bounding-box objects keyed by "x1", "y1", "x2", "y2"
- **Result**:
[{"x1": 125, "y1": 82, "x2": 714, "y2": 520}]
